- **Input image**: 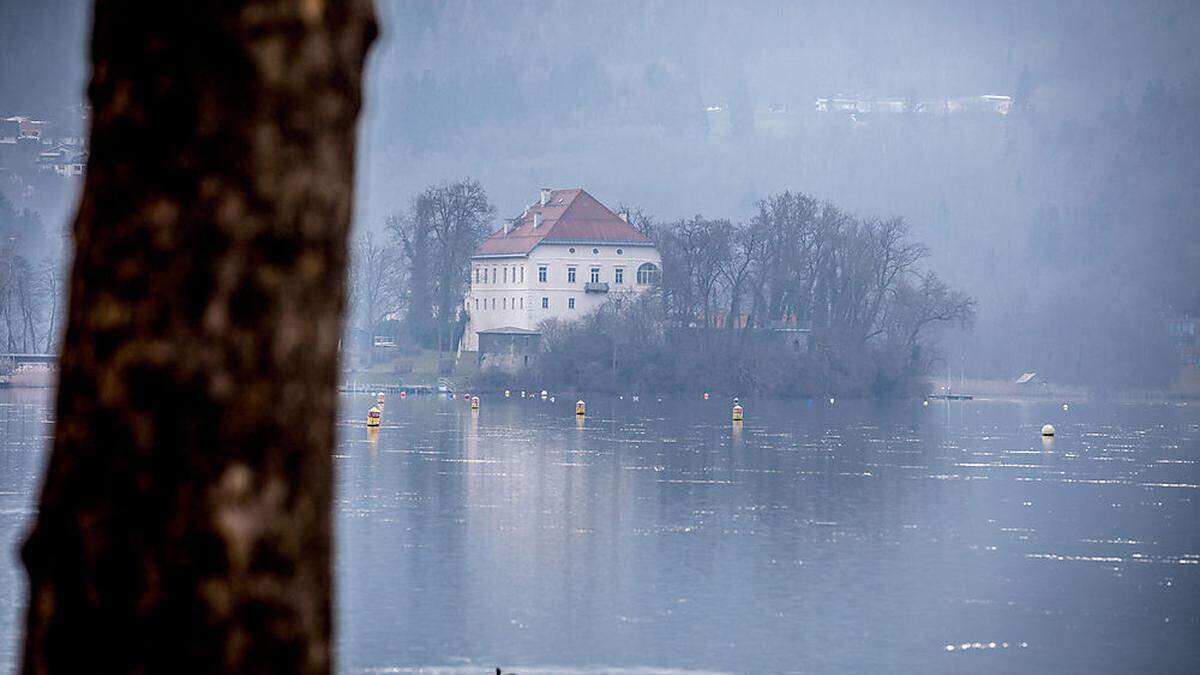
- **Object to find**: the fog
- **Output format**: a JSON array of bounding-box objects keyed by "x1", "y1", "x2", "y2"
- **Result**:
[{"x1": 3, "y1": 0, "x2": 1199, "y2": 390}]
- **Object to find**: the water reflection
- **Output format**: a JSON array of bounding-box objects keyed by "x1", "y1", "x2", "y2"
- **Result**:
[
  {"x1": 331, "y1": 394, "x2": 1200, "y2": 674},
  {"x1": 0, "y1": 390, "x2": 1197, "y2": 673}
]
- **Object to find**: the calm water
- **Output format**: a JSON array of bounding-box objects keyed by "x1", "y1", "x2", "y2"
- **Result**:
[{"x1": 2, "y1": 390, "x2": 1199, "y2": 673}]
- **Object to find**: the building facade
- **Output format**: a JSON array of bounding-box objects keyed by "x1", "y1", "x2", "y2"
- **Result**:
[
  {"x1": 461, "y1": 188, "x2": 661, "y2": 354},
  {"x1": 1167, "y1": 314, "x2": 1199, "y2": 369}
]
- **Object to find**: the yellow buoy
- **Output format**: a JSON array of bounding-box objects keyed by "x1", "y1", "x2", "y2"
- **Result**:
[
  {"x1": 1041, "y1": 424, "x2": 1055, "y2": 437},
  {"x1": 366, "y1": 405, "x2": 381, "y2": 428},
  {"x1": 576, "y1": 400, "x2": 586, "y2": 416},
  {"x1": 732, "y1": 403, "x2": 744, "y2": 422},
  {"x1": 471, "y1": 396, "x2": 480, "y2": 411}
]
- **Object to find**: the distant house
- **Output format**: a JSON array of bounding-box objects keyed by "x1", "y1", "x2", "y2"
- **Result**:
[
  {"x1": 1167, "y1": 315, "x2": 1199, "y2": 369},
  {"x1": 476, "y1": 327, "x2": 541, "y2": 371},
  {"x1": 4, "y1": 116, "x2": 49, "y2": 141},
  {"x1": 461, "y1": 188, "x2": 662, "y2": 360},
  {"x1": 37, "y1": 145, "x2": 87, "y2": 177},
  {"x1": 814, "y1": 94, "x2": 1012, "y2": 117},
  {"x1": 0, "y1": 118, "x2": 19, "y2": 144}
]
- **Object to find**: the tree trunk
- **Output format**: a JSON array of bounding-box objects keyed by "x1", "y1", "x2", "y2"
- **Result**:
[{"x1": 21, "y1": 3, "x2": 375, "y2": 674}]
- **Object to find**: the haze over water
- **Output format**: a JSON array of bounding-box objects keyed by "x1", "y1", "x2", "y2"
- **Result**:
[{"x1": 4, "y1": 390, "x2": 1200, "y2": 672}]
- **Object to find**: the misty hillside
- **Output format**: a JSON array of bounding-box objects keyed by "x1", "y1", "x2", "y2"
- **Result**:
[{"x1": 3, "y1": 0, "x2": 1199, "y2": 388}]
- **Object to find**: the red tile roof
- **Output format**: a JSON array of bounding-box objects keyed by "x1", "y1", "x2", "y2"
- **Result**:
[{"x1": 473, "y1": 188, "x2": 652, "y2": 257}]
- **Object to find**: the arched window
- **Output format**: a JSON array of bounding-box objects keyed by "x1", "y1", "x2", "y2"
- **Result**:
[{"x1": 636, "y1": 262, "x2": 660, "y2": 285}]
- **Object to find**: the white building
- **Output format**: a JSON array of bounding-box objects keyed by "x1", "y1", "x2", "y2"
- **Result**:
[{"x1": 461, "y1": 188, "x2": 661, "y2": 354}]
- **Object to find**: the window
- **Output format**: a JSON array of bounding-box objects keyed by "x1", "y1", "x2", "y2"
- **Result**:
[
  {"x1": 568, "y1": 298, "x2": 575, "y2": 309},
  {"x1": 569, "y1": 247, "x2": 576, "y2": 253},
  {"x1": 520, "y1": 266, "x2": 525, "y2": 283},
  {"x1": 520, "y1": 297, "x2": 524, "y2": 309},
  {"x1": 503, "y1": 267, "x2": 508, "y2": 283},
  {"x1": 567, "y1": 267, "x2": 576, "y2": 283},
  {"x1": 616, "y1": 248, "x2": 623, "y2": 255},
  {"x1": 592, "y1": 248, "x2": 599, "y2": 254},
  {"x1": 491, "y1": 298, "x2": 495, "y2": 310},
  {"x1": 491, "y1": 267, "x2": 496, "y2": 283},
  {"x1": 538, "y1": 266, "x2": 547, "y2": 283},
  {"x1": 542, "y1": 297, "x2": 549, "y2": 309},
  {"x1": 614, "y1": 267, "x2": 624, "y2": 284},
  {"x1": 473, "y1": 267, "x2": 479, "y2": 283},
  {"x1": 637, "y1": 262, "x2": 659, "y2": 285},
  {"x1": 474, "y1": 298, "x2": 479, "y2": 310},
  {"x1": 590, "y1": 267, "x2": 600, "y2": 283},
  {"x1": 503, "y1": 298, "x2": 507, "y2": 309}
]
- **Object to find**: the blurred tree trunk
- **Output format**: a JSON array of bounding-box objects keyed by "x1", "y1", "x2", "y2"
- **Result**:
[{"x1": 21, "y1": 2, "x2": 375, "y2": 674}]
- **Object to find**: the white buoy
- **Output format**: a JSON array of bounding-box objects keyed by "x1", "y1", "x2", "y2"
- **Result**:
[
  {"x1": 540, "y1": 390, "x2": 548, "y2": 399},
  {"x1": 521, "y1": 391, "x2": 526, "y2": 398},
  {"x1": 505, "y1": 389, "x2": 511, "y2": 397},
  {"x1": 923, "y1": 400, "x2": 929, "y2": 407},
  {"x1": 632, "y1": 394, "x2": 639, "y2": 402},
  {"x1": 1062, "y1": 403, "x2": 1069, "y2": 411},
  {"x1": 1041, "y1": 424, "x2": 1055, "y2": 437},
  {"x1": 549, "y1": 396, "x2": 555, "y2": 403},
  {"x1": 829, "y1": 397, "x2": 835, "y2": 405}
]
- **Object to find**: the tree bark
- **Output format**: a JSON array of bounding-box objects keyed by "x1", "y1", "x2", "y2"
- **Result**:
[{"x1": 21, "y1": 2, "x2": 375, "y2": 673}]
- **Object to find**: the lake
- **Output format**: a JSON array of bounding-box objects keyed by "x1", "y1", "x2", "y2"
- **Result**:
[{"x1": 2, "y1": 390, "x2": 1198, "y2": 673}]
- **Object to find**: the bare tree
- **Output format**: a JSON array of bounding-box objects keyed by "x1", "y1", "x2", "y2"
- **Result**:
[
  {"x1": 391, "y1": 180, "x2": 494, "y2": 352},
  {"x1": 347, "y1": 228, "x2": 405, "y2": 354},
  {"x1": 885, "y1": 272, "x2": 977, "y2": 369},
  {"x1": 21, "y1": 3, "x2": 376, "y2": 673},
  {"x1": 616, "y1": 202, "x2": 658, "y2": 238}
]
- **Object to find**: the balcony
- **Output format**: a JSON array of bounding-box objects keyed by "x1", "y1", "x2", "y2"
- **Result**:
[{"x1": 584, "y1": 282, "x2": 609, "y2": 293}]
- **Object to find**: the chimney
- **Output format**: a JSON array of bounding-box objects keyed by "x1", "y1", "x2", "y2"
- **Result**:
[
  {"x1": 503, "y1": 220, "x2": 510, "y2": 235},
  {"x1": 533, "y1": 212, "x2": 542, "y2": 228},
  {"x1": 540, "y1": 188, "x2": 551, "y2": 207},
  {"x1": 618, "y1": 211, "x2": 629, "y2": 223}
]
